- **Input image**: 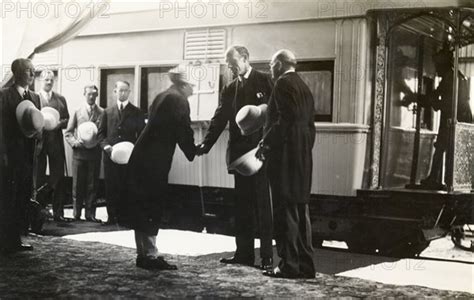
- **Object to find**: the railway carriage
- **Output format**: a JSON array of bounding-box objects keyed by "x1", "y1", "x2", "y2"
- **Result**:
[{"x1": 20, "y1": 0, "x2": 474, "y2": 256}]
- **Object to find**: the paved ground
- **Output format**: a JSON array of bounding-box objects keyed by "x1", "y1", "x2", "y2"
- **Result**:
[{"x1": 0, "y1": 232, "x2": 472, "y2": 299}]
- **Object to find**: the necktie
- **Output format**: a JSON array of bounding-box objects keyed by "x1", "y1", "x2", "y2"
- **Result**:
[
  {"x1": 120, "y1": 103, "x2": 124, "y2": 111},
  {"x1": 23, "y1": 90, "x2": 31, "y2": 100},
  {"x1": 88, "y1": 105, "x2": 93, "y2": 119}
]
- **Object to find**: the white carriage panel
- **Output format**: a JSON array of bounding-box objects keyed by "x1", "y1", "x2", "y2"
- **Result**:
[
  {"x1": 62, "y1": 30, "x2": 184, "y2": 67},
  {"x1": 312, "y1": 124, "x2": 369, "y2": 196},
  {"x1": 231, "y1": 21, "x2": 336, "y2": 63},
  {"x1": 201, "y1": 127, "x2": 233, "y2": 188}
]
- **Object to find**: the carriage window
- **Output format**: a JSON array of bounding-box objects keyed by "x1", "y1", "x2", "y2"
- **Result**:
[
  {"x1": 140, "y1": 66, "x2": 173, "y2": 112},
  {"x1": 253, "y1": 61, "x2": 334, "y2": 122},
  {"x1": 100, "y1": 68, "x2": 135, "y2": 108}
]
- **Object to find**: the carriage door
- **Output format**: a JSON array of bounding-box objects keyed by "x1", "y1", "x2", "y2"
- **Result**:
[{"x1": 381, "y1": 15, "x2": 443, "y2": 189}]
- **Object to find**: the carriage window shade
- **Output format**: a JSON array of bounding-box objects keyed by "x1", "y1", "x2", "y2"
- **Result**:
[
  {"x1": 252, "y1": 61, "x2": 334, "y2": 122},
  {"x1": 184, "y1": 29, "x2": 226, "y2": 60}
]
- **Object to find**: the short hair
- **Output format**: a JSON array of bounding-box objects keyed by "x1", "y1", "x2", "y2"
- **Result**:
[
  {"x1": 39, "y1": 69, "x2": 55, "y2": 80},
  {"x1": 83, "y1": 84, "x2": 99, "y2": 94},
  {"x1": 11, "y1": 58, "x2": 33, "y2": 77},
  {"x1": 226, "y1": 45, "x2": 250, "y2": 60},
  {"x1": 114, "y1": 80, "x2": 130, "y2": 88},
  {"x1": 273, "y1": 49, "x2": 297, "y2": 68}
]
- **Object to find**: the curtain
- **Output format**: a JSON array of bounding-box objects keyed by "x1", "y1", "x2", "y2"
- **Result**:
[{"x1": 1, "y1": 0, "x2": 110, "y2": 88}]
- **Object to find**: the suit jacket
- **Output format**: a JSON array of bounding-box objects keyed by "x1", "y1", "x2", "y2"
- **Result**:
[
  {"x1": 0, "y1": 86, "x2": 41, "y2": 208},
  {"x1": 262, "y1": 72, "x2": 316, "y2": 204},
  {"x1": 39, "y1": 91, "x2": 69, "y2": 158},
  {"x1": 124, "y1": 86, "x2": 196, "y2": 234},
  {"x1": 203, "y1": 68, "x2": 273, "y2": 169},
  {"x1": 97, "y1": 102, "x2": 145, "y2": 152},
  {"x1": 65, "y1": 104, "x2": 104, "y2": 161},
  {"x1": 1, "y1": 86, "x2": 41, "y2": 176}
]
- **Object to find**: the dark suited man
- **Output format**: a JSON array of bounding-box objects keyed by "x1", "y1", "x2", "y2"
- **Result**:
[
  {"x1": 98, "y1": 81, "x2": 145, "y2": 225},
  {"x1": 125, "y1": 66, "x2": 196, "y2": 270},
  {"x1": 0, "y1": 58, "x2": 41, "y2": 253},
  {"x1": 196, "y1": 46, "x2": 274, "y2": 270},
  {"x1": 417, "y1": 47, "x2": 473, "y2": 189},
  {"x1": 65, "y1": 85, "x2": 104, "y2": 222},
  {"x1": 258, "y1": 50, "x2": 316, "y2": 279},
  {"x1": 36, "y1": 70, "x2": 69, "y2": 222}
]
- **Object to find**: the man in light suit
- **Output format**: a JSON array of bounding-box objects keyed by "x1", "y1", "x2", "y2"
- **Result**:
[
  {"x1": 258, "y1": 49, "x2": 316, "y2": 279},
  {"x1": 65, "y1": 84, "x2": 103, "y2": 222},
  {"x1": 196, "y1": 46, "x2": 274, "y2": 271},
  {"x1": 0, "y1": 58, "x2": 41, "y2": 254},
  {"x1": 98, "y1": 80, "x2": 145, "y2": 225},
  {"x1": 36, "y1": 70, "x2": 69, "y2": 222}
]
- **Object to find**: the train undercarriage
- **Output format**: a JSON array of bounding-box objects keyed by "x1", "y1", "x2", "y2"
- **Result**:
[{"x1": 311, "y1": 189, "x2": 473, "y2": 257}]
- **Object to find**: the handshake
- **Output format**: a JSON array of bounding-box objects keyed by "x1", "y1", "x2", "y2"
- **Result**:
[{"x1": 194, "y1": 141, "x2": 269, "y2": 161}]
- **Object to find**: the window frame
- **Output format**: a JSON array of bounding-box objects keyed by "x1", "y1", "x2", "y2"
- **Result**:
[{"x1": 252, "y1": 60, "x2": 335, "y2": 122}]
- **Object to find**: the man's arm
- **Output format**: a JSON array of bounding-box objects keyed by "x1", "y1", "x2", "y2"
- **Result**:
[
  {"x1": 197, "y1": 85, "x2": 233, "y2": 154},
  {"x1": 59, "y1": 96, "x2": 70, "y2": 129},
  {"x1": 97, "y1": 111, "x2": 111, "y2": 154},
  {"x1": 176, "y1": 96, "x2": 196, "y2": 162},
  {"x1": 261, "y1": 79, "x2": 296, "y2": 153},
  {"x1": 136, "y1": 108, "x2": 146, "y2": 139},
  {"x1": 64, "y1": 111, "x2": 83, "y2": 148}
]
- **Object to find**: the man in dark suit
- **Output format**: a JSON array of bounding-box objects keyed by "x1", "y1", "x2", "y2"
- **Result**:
[
  {"x1": 417, "y1": 47, "x2": 473, "y2": 189},
  {"x1": 258, "y1": 49, "x2": 316, "y2": 279},
  {"x1": 36, "y1": 70, "x2": 69, "y2": 222},
  {"x1": 65, "y1": 84, "x2": 104, "y2": 222},
  {"x1": 196, "y1": 46, "x2": 274, "y2": 271},
  {"x1": 98, "y1": 80, "x2": 145, "y2": 225},
  {"x1": 0, "y1": 58, "x2": 41, "y2": 254},
  {"x1": 125, "y1": 66, "x2": 196, "y2": 270}
]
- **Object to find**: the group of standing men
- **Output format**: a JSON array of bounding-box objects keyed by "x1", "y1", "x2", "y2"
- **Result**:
[
  {"x1": 195, "y1": 46, "x2": 316, "y2": 278},
  {"x1": 0, "y1": 45, "x2": 318, "y2": 279}
]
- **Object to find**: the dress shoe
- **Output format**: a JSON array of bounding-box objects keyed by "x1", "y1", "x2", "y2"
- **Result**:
[
  {"x1": 260, "y1": 257, "x2": 273, "y2": 272},
  {"x1": 136, "y1": 256, "x2": 178, "y2": 270},
  {"x1": 263, "y1": 267, "x2": 297, "y2": 279},
  {"x1": 1, "y1": 244, "x2": 33, "y2": 255},
  {"x1": 18, "y1": 244, "x2": 33, "y2": 251},
  {"x1": 54, "y1": 216, "x2": 68, "y2": 222},
  {"x1": 220, "y1": 256, "x2": 254, "y2": 266},
  {"x1": 102, "y1": 220, "x2": 117, "y2": 226},
  {"x1": 86, "y1": 217, "x2": 102, "y2": 223}
]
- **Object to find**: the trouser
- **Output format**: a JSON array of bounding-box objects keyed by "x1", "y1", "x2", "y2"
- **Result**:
[
  {"x1": 72, "y1": 157, "x2": 100, "y2": 219},
  {"x1": 427, "y1": 127, "x2": 448, "y2": 183},
  {"x1": 37, "y1": 150, "x2": 65, "y2": 218},
  {"x1": 233, "y1": 169, "x2": 273, "y2": 262},
  {"x1": 134, "y1": 230, "x2": 158, "y2": 259},
  {"x1": 104, "y1": 157, "x2": 127, "y2": 222},
  {"x1": 271, "y1": 184, "x2": 315, "y2": 276},
  {"x1": 0, "y1": 169, "x2": 32, "y2": 251}
]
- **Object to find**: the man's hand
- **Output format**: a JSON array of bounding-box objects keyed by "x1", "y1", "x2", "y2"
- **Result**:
[
  {"x1": 255, "y1": 141, "x2": 270, "y2": 162},
  {"x1": 104, "y1": 145, "x2": 113, "y2": 157},
  {"x1": 32, "y1": 129, "x2": 43, "y2": 140},
  {"x1": 74, "y1": 140, "x2": 85, "y2": 149},
  {"x1": 196, "y1": 143, "x2": 210, "y2": 156}
]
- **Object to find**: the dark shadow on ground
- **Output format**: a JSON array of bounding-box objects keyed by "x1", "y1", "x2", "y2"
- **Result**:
[{"x1": 39, "y1": 219, "x2": 127, "y2": 236}]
